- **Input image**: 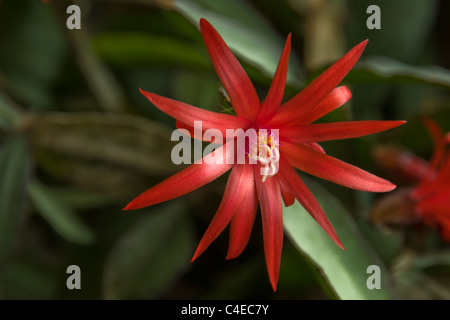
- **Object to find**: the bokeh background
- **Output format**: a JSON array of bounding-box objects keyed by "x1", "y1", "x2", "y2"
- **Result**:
[{"x1": 0, "y1": 0, "x2": 449, "y2": 299}]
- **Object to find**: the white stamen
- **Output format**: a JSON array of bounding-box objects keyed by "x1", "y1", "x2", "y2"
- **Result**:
[{"x1": 247, "y1": 131, "x2": 280, "y2": 182}]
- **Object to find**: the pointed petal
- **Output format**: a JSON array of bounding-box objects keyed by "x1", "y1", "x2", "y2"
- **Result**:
[
  {"x1": 281, "y1": 142, "x2": 397, "y2": 192},
  {"x1": 305, "y1": 142, "x2": 326, "y2": 154},
  {"x1": 414, "y1": 153, "x2": 450, "y2": 197},
  {"x1": 417, "y1": 190, "x2": 450, "y2": 241},
  {"x1": 415, "y1": 135, "x2": 450, "y2": 195},
  {"x1": 254, "y1": 167, "x2": 283, "y2": 291},
  {"x1": 175, "y1": 120, "x2": 200, "y2": 140},
  {"x1": 140, "y1": 89, "x2": 250, "y2": 135},
  {"x1": 433, "y1": 156, "x2": 450, "y2": 188},
  {"x1": 417, "y1": 191, "x2": 450, "y2": 216},
  {"x1": 191, "y1": 164, "x2": 254, "y2": 261},
  {"x1": 281, "y1": 120, "x2": 406, "y2": 144},
  {"x1": 200, "y1": 19, "x2": 261, "y2": 121},
  {"x1": 278, "y1": 158, "x2": 344, "y2": 249},
  {"x1": 176, "y1": 120, "x2": 226, "y2": 144},
  {"x1": 258, "y1": 34, "x2": 292, "y2": 122},
  {"x1": 372, "y1": 145, "x2": 430, "y2": 181},
  {"x1": 423, "y1": 117, "x2": 444, "y2": 147},
  {"x1": 279, "y1": 177, "x2": 295, "y2": 207},
  {"x1": 293, "y1": 86, "x2": 352, "y2": 125},
  {"x1": 123, "y1": 141, "x2": 234, "y2": 210},
  {"x1": 270, "y1": 40, "x2": 368, "y2": 125},
  {"x1": 423, "y1": 117, "x2": 446, "y2": 175},
  {"x1": 226, "y1": 174, "x2": 258, "y2": 260}
]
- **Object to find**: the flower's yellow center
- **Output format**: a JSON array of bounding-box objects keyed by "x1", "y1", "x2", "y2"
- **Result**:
[{"x1": 248, "y1": 131, "x2": 280, "y2": 182}]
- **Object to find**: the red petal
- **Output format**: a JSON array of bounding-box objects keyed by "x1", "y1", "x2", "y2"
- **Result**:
[
  {"x1": 226, "y1": 174, "x2": 258, "y2": 260},
  {"x1": 191, "y1": 164, "x2": 254, "y2": 261},
  {"x1": 140, "y1": 89, "x2": 250, "y2": 135},
  {"x1": 281, "y1": 120, "x2": 406, "y2": 144},
  {"x1": 176, "y1": 120, "x2": 226, "y2": 144},
  {"x1": 258, "y1": 34, "x2": 292, "y2": 122},
  {"x1": 417, "y1": 191, "x2": 450, "y2": 241},
  {"x1": 200, "y1": 19, "x2": 261, "y2": 122},
  {"x1": 423, "y1": 117, "x2": 444, "y2": 147},
  {"x1": 279, "y1": 177, "x2": 295, "y2": 207},
  {"x1": 281, "y1": 142, "x2": 397, "y2": 192},
  {"x1": 417, "y1": 191, "x2": 450, "y2": 215},
  {"x1": 434, "y1": 157, "x2": 450, "y2": 188},
  {"x1": 414, "y1": 139, "x2": 450, "y2": 196},
  {"x1": 270, "y1": 40, "x2": 368, "y2": 125},
  {"x1": 372, "y1": 145, "x2": 430, "y2": 182},
  {"x1": 423, "y1": 117, "x2": 446, "y2": 175},
  {"x1": 413, "y1": 162, "x2": 450, "y2": 199},
  {"x1": 175, "y1": 120, "x2": 200, "y2": 139},
  {"x1": 281, "y1": 85, "x2": 351, "y2": 126},
  {"x1": 254, "y1": 167, "x2": 283, "y2": 292},
  {"x1": 278, "y1": 159, "x2": 344, "y2": 249},
  {"x1": 295, "y1": 86, "x2": 352, "y2": 125},
  {"x1": 123, "y1": 141, "x2": 234, "y2": 210},
  {"x1": 305, "y1": 142, "x2": 326, "y2": 154}
]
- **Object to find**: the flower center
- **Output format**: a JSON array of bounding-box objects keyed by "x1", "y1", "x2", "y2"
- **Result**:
[{"x1": 247, "y1": 130, "x2": 280, "y2": 182}]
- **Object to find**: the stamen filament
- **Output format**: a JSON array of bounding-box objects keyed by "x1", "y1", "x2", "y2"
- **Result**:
[{"x1": 247, "y1": 130, "x2": 280, "y2": 182}]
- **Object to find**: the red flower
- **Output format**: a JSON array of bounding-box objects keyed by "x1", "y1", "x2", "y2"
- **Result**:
[
  {"x1": 124, "y1": 19, "x2": 404, "y2": 291},
  {"x1": 372, "y1": 119, "x2": 450, "y2": 240}
]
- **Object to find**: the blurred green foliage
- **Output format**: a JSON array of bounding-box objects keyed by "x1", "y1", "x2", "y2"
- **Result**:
[{"x1": 0, "y1": 0, "x2": 449, "y2": 300}]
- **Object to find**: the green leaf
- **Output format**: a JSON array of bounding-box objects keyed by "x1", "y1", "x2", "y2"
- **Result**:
[
  {"x1": 345, "y1": 0, "x2": 438, "y2": 119},
  {"x1": 173, "y1": 0, "x2": 302, "y2": 86},
  {"x1": 68, "y1": 29, "x2": 126, "y2": 113},
  {"x1": 0, "y1": 0, "x2": 66, "y2": 110},
  {"x1": 283, "y1": 178, "x2": 398, "y2": 300},
  {"x1": 0, "y1": 92, "x2": 22, "y2": 130},
  {"x1": 347, "y1": 0, "x2": 438, "y2": 63},
  {"x1": 0, "y1": 136, "x2": 28, "y2": 264},
  {"x1": 345, "y1": 56, "x2": 450, "y2": 118},
  {"x1": 103, "y1": 201, "x2": 195, "y2": 299},
  {"x1": 49, "y1": 187, "x2": 116, "y2": 211},
  {"x1": 24, "y1": 112, "x2": 178, "y2": 197},
  {"x1": 351, "y1": 56, "x2": 450, "y2": 88},
  {"x1": 27, "y1": 181, "x2": 95, "y2": 245},
  {"x1": 93, "y1": 33, "x2": 210, "y2": 70}
]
